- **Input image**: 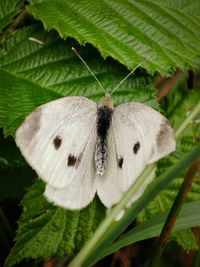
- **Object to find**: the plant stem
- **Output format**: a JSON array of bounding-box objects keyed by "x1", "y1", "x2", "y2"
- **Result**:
[
  {"x1": 0, "y1": 9, "x2": 28, "y2": 42},
  {"x1": 148, "y1": 157, "x2": 200, "y2": 267},
  {"x1": 156, "y1": 69, "x2": 184, "y2": 102}
]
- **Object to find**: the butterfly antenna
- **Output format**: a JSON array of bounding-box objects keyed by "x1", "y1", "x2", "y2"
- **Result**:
[
  {"x1": 110, "y1": 56, "x2": 149, "y2": 95},
  {"x1": 72, "y1": 47, "x2": 106, "y2": 94}
]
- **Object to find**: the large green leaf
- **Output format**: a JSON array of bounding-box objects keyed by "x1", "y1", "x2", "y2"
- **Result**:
[
  {"x1": 27, "y1": 0, "x2": 200, "y2": 75},
  {"x1": 0, "y1": 0, "x2": 24, "y2": 33},
  {"x1": 0, "y1": 24, "x2": 158, "y2": 137},
  {"x1": 5, "y1": 180, "x2": 106, "y2": 267}
]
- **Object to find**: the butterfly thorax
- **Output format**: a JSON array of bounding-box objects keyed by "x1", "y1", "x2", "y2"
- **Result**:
[
  {"x1": 101, "y1": 93, "x2": 113, "y2": 108},
  {"x1": 95, "y1": 95, "x2": 113, "y2": 176}
]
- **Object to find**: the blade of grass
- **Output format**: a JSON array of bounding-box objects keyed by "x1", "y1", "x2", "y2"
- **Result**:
[{"x1": 88, "y1": 201, "x2": 200, "y2": 262}]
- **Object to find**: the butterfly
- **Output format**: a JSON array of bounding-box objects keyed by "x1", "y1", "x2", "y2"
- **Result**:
[{"x1": 16, "y1": 48, "x2": 176, "y2": 210}]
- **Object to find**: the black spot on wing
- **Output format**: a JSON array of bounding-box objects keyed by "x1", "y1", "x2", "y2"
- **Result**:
[
  {"x1": 118, "y1": 157, "x2": 124, "y2": 168},
  {"x1": 133, "y1": 142, "x2": 140, "y2": 154},
  {"x1": 53, "y1": 135, "x2": 62, "y2": 150},
  {"x1": 67, "y1": 154, "x2": 76, "y2": 167}
]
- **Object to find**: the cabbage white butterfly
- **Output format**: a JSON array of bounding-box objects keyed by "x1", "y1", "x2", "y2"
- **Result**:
[{"x1": 16, "y1": 48, "x2": 176, "y2": 210}]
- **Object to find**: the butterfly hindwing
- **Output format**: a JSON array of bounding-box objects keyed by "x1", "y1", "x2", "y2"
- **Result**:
[
  {"x1": 97, "y1": 102, "x2": 176, "y2": 208},
  {"x1": 16, "y1": 96, "x2": 97, "y2": 190}
]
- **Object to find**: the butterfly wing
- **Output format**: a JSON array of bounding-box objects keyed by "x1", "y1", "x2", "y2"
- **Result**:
[
  {"x1": 97, "y1": 102, "x2": 176, "y2": 208},
  {"x1": 16, "y1": 96, "x2": 97, "y2": 192},
  {"x1": 44, "y1": 163, "x2": 97, "y2": 209}
]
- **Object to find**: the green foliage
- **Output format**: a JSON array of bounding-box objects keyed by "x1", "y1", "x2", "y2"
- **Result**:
[
  {"x1": 27, "y1": 0, "x2": 200, "y2": 75},
  {"x1": 170, "y1": 229, "x2": 198, "y2": 252},
  {"x1": 5, "y1": 180, "x2": 106, "y2": 267},
  {"x1": 0, "y1": 0, "x2": 200, "y2": 266},
  {"x1": 163, "y1": 80, "x2": 200, "y2": 136},
  {"x1": 0, "y1": 0, "x2": 24, "y2": 33}
]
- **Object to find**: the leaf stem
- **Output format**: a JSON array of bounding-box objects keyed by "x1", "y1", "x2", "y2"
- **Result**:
[{"x1": 148, "y1": 157, "x2": 200, "y2": 267}]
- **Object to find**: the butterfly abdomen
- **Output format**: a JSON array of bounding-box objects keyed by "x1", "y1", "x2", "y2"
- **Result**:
[{"x1": 95, "y1": 106, "x2": 113, "y2": 176}]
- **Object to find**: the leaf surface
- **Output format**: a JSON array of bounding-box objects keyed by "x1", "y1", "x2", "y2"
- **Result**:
[
  {"x1": 0, "y1": 24, "x2": 157, "y2": 137},
  {"x1": 27, "y1": 0, "x2": 200, "y2": 75},
  {"x1": 5, "y1": 180, "x2": 106, "y2": 266}
]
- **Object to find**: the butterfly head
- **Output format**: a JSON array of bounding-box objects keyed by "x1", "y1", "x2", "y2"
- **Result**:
[{"x1": 101, "y1": 93, "x2": 113, "y2": 108}]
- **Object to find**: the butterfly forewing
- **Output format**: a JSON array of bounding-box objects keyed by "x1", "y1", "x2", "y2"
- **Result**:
[{"x1": 16, "y1": 96, "x2": 97, "y2": 190}]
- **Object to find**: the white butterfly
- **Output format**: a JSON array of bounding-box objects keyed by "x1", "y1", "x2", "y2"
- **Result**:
[{"x1": 16, "y1": 48, "x2": 176, "y2": 210}]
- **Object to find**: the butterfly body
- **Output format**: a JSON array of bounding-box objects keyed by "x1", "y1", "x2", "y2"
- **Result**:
[{"x1": 95, "y1": 96, "x2": 113, "y2": 176}]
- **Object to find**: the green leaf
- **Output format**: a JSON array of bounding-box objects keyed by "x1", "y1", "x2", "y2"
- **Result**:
[
  {"x1": 170, "y1": 229, "x2": 198, "y2": 251},
  {"x1": 27, "y1": 0, "x2": 200, "y2": 75},
  {"x1": 0, "y1": 0, "x2": 24, "y2": 33},
  {"x1": 91, "y1": 201, "x2": 200, "y2": 261},
  {"x1": 0, "y1": 24, "x2": 157, "y2": 137},
  {"x1": 151, "y1": 0, "x2": 200, "y2": 17},
  {"x1": 163, "y1": 85, "x2": 200, "y2": 135},
  {"x1": 5, "y1": 180, "x2": 106, "y2": 267}
]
